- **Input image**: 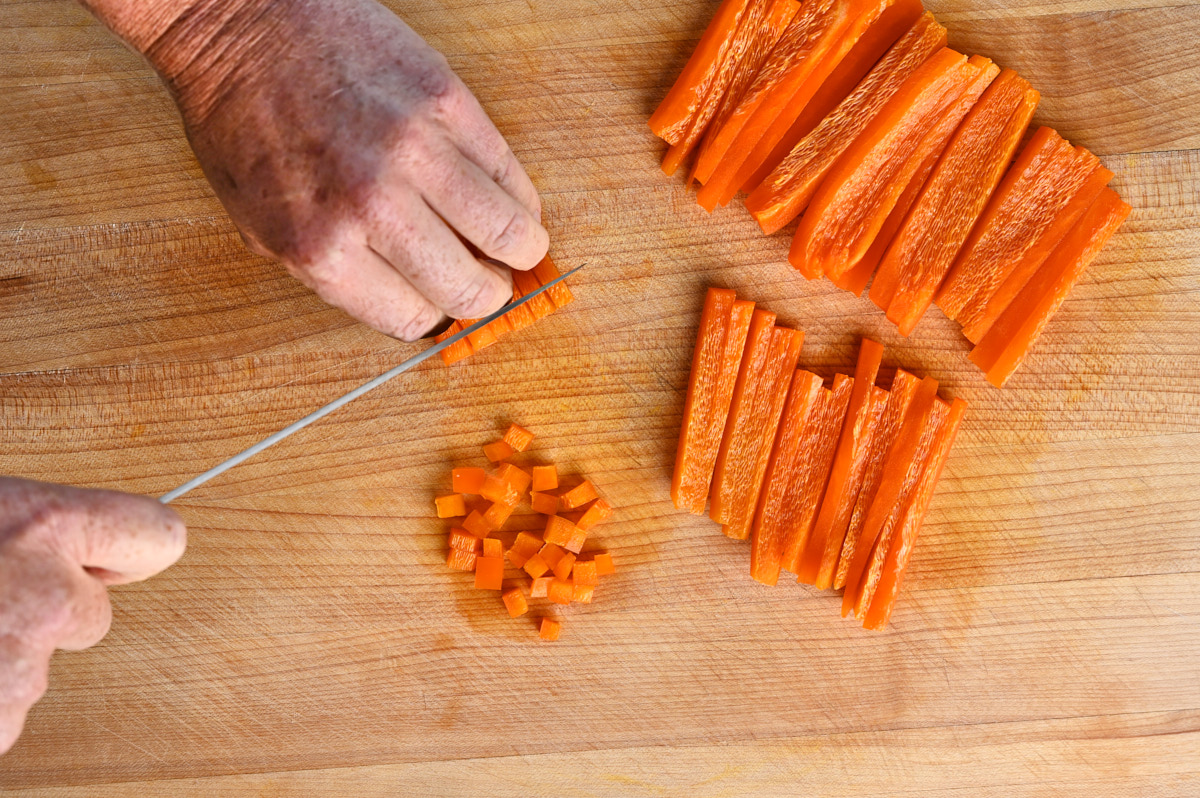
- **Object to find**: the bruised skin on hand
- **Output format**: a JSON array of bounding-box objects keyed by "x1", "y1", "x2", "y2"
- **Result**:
[
  {"x1": 87, "y1": 0, "x2": 550, "y2": 341},
  {"x1": 0, "y1": 479, "x2": 186, "y2": 755}
]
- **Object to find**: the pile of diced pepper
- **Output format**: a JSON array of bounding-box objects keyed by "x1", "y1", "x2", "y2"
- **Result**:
[{"x1": 436, "y1": 423, "x2": 616, "y2": 641}]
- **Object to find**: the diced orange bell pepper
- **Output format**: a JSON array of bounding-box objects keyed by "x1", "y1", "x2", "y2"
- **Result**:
[
  {"x1": 523, "y1": 554, "x2": 550, "y2": 579},
  {"x1": 553, "y1": 552, "x2": 577, "y2": 581},
  {"x1": 448, "y1": 528, "x2": 481, "y2": 553},
  {"x1": 507, "y1": 532, "x2": 543, "y2": 568},
  {"x1": 538, "y1": 542, "x2": 567, "y2": 570},
  {"x1": 544, "y1": 515, "x2": 579, "y2": 548},
  {"x1": 539, "y1": 617, "x2": 562, "y2": 641},
  {"x1": 572, "y1": 560, "x2": 599, "y2": 586},
  {"x1": 531, "y1": 492, "x2": 559, "y2": 515},
  {"x1": 531, "y1": 464, "x2": 558, "y2": 492},
  {"x1": 473, "y1": 556, "x2": 504, "y2": 590},
  {"x1": 496, "y1": 463, "x2": 532, "y2": 494},
  {"x1": 483, "y1": 440, "x2": 515, "y2": 463},
  {"x1": 594, "y1": 552, "x2": 615, "y2": 576},
  {"x1": 559, "y1": 480, "x2": 599, "y2": 510},
  {"x1": 462, "y1": 511, "x2": 491, "y2": 538},
  {"x1": 576, "y1": 498, "x2": 613, "y2": 530},
  {"x1": 502, "y1": 424, "x2": 535, "y2": 452},
  {"x1": 451, "y1": 467, "x2": 487, "y2": 494},
  {"x1": 502, "y1": 587, "x2": 529, "y2": 618},
  {"x1": 548, "y1": 579, "x2": 574, "y2": 605},
  {"x1": 435, "y1": 494, "x2": 467, "y2": 518},
  {"x1": 482, "y1": 500, "x2": 516, "y2": 531}
]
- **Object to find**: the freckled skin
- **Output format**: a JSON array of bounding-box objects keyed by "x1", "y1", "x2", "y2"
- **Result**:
[
  {"x1": 85, "y1": 0, "x2": 550, "y2": 341},
  {"x1": 0, "y1": 478, "x2": 187, "y2": 755}
]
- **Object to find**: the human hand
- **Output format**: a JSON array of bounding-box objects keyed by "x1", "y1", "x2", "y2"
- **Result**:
[
  {"x1": 86, "y1": 0, "x2": 549, "y2": 340},
  {"x1": 0, "y1": 478, "x2": 186, "y2": 755}
]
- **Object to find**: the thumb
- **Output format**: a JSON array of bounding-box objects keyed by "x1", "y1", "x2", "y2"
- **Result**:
[{"x1": 3, "y1": 478, "x2": 187, "y2": 585}]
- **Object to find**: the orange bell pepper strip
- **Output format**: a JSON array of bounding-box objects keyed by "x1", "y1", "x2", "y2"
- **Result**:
[
  {"x1": 698, "y1": 0, "x2": 907, "y2": 210},
  {"x1": 796, "y1": 339, "x2": 884, "y2": 587},
  {"x1": 778, "y1": 373, "x2": 854, "y2": 575},
  {"x1": 710, "y1": 314, "x2": 805, "y2": 540},
  {"x1": 961, "y1": 162, "x2": 1114, "y2": 343},
  {"x1": 782, "y1": 49, "x2": 988, "y2": 279},
  {"x1": 864, "y1": 397, "x2": 967, "y2": 630},
  {"x1": 840, "y1": 375, "x2": 939, "y2": 617},
  {"x1": 789, "y1": 49, "x2": 991, "y2": 280},
  {"x1": 664, "y1": 0, "x2": 801, "y2": 178},
  {"x1": 649, "y1": 0, "x2": 754, "y2": 144},
  {"x1": 833, "y1": 369, "x2": 920, "y2": 590},
  {"x1": 852, "y1": 393, "x2": 949, "y2": 619},
  {"x1": 875, "y1": 71, "x2": 1039, "y2": 336},
  {"x1": 935, "y1": 127, "x2": 1100, "y2": 329},
  {"x1": 749, "y1": 369, "x2": 823, "y2": 585},
  {"x1": 672, "y1": 288, "x2": 757, "y2": 514},
  {"x1": 970, "y1": 187, "x2": 1130, "y2": 387},
  {"x1": 739, "y1": 3, "x2": 936, "y2": 226}
]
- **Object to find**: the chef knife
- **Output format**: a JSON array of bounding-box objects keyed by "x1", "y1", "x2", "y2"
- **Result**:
[{"x1": 159, "y1": 263, "x2": 584, "y2": 503}]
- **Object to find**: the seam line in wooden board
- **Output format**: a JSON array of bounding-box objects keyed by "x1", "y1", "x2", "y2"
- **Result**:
[{"x1": 3, "y1": 708, "x2": 1194, "y2": 792}]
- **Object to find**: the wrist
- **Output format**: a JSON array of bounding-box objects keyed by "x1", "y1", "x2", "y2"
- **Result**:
[{"x1": 82, "y1": 0, "x2": 290, "y2": 120}]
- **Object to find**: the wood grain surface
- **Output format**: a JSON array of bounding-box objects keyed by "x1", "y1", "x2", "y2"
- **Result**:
[{"x1": 1, "y1": 0, "x2": 1198, "y2": 794}]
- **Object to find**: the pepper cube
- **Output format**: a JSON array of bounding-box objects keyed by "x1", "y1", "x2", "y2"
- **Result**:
[
  {"x1": 502, "y1": 587, "x2": 528, "y2": 618},
  {"x1": 559, "y1": 480, "x2": 598, "y2": 511},
  {"x1": 539, "y1": 618, "x2": 562, "y2": 641},
  {"x1": 435, "y1": 494, "x2": 467, "y2": 518},
  {"x1": 502, "y1": 423, "x2": 535, "y2": 453}
]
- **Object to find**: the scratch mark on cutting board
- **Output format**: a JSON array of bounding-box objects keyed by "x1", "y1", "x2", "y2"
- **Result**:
[{"x1": 84, "y1": 716, "x2": 167, "y2": 762}]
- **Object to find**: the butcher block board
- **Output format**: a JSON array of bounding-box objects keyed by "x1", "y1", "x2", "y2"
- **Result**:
[{"x1": 1, "y1": 0, "x2": 1198, "y2": 794}]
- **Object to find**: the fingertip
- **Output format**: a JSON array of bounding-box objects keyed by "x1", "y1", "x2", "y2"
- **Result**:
[{"x1": 70, "y1": 488, "x2": 189, "y2": 584}]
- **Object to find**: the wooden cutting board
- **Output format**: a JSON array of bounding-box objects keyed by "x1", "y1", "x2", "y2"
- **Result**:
[{"x1": 1, "y1": 0, "x2": 1197, "y2": 794}]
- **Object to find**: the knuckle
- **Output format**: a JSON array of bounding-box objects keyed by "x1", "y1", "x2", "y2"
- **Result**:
[
  {"x1": 395, "y1": 305, "x2": 441, "y2": 343},
  {"x1": 413, "y1": 60, "x2": 459, "y2": 113},
  {"x1": 444, "y1": 273, "x2": 503, "y2": 319},
  {"x1": 292, "y1": 250, "x2": 353, "y2": 294},
  {"x1": 485, "y1": 211, "x2": 530, "y2": 259}
]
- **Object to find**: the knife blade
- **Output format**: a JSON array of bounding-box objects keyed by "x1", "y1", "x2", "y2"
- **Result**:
[{"x1": 159, "y1": 263, "x2": 584, "y2": 503}]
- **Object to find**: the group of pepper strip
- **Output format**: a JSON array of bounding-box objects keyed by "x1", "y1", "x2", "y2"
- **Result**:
[
  {"x1": 433, "y1": 255, "x2": 576, "y2": 365},
  {"x1": 437, "y1": 423, "x2": 616, "y2": 641},
  {"x1": 674, "y1": 287, "x2": 966, "y2": 630},
  {"x1": 652, "y1": 0, "x2": 1130, "y2": 386}
]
